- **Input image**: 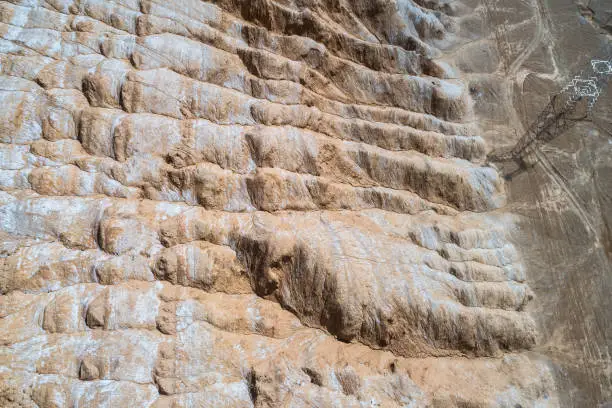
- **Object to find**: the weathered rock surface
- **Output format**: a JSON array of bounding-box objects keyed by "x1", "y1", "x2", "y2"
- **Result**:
[{"x1": 2, "y1": 0, "x2": 608, "y2": 406}]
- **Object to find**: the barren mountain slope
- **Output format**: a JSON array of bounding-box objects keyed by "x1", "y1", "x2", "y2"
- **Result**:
[{"x1": 2, "y1": 0, "x2": 607, "y2": 406}]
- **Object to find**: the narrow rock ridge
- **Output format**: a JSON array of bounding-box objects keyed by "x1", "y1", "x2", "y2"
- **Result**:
[{"x1": 0, "y1": 0, "x2": 557, "y2": 406}]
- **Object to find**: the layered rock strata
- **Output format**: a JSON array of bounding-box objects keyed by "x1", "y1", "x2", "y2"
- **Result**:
[{"x1": 0, "y1": 0, "x2": 558, "y2": 406}]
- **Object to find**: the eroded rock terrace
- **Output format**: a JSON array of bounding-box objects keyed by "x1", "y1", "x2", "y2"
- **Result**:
[{"x1": 0, "y1": 0, "x2": 557, "y2": 406}]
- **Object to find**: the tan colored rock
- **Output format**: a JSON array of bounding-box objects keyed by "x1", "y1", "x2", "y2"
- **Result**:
[
  {"x1": 3, "y1": 0, "x2": 605, "y2": 406},
  {"x1": 154, "y1": 241, "x2": 250, "y2": 293}
]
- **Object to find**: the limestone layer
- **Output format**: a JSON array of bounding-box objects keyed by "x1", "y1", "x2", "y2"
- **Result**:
[{"x1": 0, "y1": 0, "x2": 557, "y2": 407}]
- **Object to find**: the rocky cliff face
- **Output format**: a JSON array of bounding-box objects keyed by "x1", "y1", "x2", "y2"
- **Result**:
[{"x1": 1, "y1": 0, "x2": 607, "y2": 406}]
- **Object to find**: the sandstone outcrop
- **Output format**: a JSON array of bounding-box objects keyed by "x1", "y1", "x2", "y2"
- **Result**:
[{"x1": 0, "y1": 0, "x2": 579, "y2": 406}]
